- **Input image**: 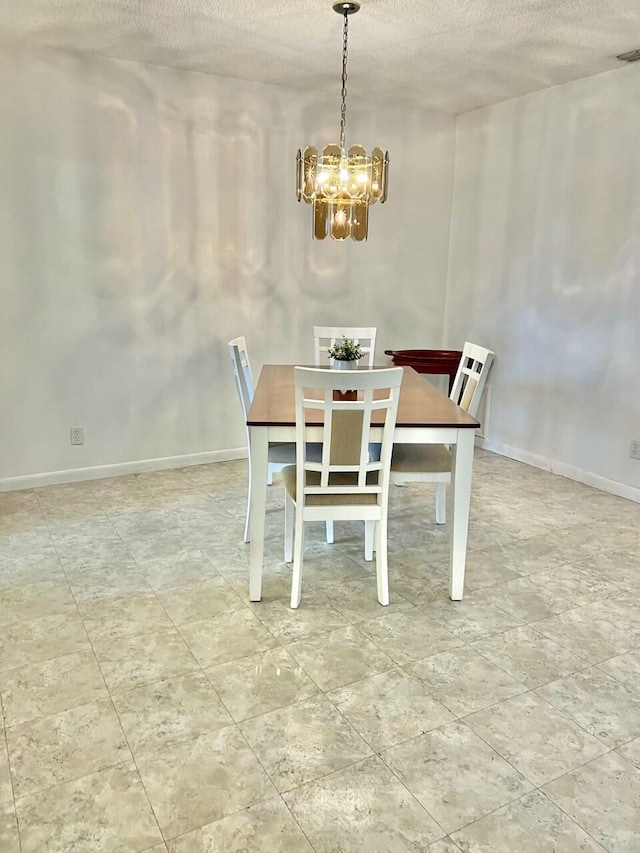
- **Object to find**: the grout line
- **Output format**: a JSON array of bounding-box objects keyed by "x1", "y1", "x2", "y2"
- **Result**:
[
  {"x1": 0, "y1": 687, "x2": 24, "y2": 853},
  {"x1": 534, "y1": 787, "x2": 607, "y2": 851},
  {"x1": 102, "y1": 539, "x2": 300, "y2": 846},
  {"x1": 280, "y1": 796, "x2": 321, "y2": 853},
  {"x1": 40, "y1": 501, "x2": 166, "y2": 845},
  {"x1": 73, "y1": 585, "x2": 169, "y2": 845}
]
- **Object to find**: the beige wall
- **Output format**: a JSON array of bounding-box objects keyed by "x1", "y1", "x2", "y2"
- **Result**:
[
  {"x1": 4, "y1": 46, "x2": 636, "y2": 498},
  {"x1": 444, "y1": 65, "x2": 640, "y2": 496},
  {"x1": 0, "y1": 47, "x2": 455, "y2": 483}
]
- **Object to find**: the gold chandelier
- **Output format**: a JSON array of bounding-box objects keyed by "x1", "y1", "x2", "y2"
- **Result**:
[{"x1": 296, "y1": 2, "x2": 389, "y2": 241}]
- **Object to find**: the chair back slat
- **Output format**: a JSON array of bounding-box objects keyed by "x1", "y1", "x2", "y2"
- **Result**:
[
  {"x1": 313, "y1": 326, "x2": 377, "y2": 367},
  {"x1": 449, "y1": 342, "x2": 494, "y2": 417},
  {"x1": 228, "y1": 336, "x2": 254, "y2": 419},
  {"x1": 294, "y1": 366, "x2": 402, "y2": 505}
]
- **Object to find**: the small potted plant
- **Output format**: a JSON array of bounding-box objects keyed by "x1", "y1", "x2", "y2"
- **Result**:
[{"x1": 327, "y1": 336, "x2": 363, "y2": 369}]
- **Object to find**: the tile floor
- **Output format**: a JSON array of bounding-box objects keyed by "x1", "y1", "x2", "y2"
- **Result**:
[{"x1": 0, "y1": 450, "x2": 639, "y2": 852}]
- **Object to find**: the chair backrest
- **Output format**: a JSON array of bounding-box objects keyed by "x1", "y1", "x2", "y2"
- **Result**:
[
  {"x1": 293, "y1": 366, "x2": 403, "y2": 507},
  {"x1": 449, "y1": 342, "x2": 494, "y2": 417},
  {"x1": 313, "y1": 326, "x2": 377, "y2": 367},
  {"x1": 228, "y1": 336, "x2": 254, "y2": 420}
]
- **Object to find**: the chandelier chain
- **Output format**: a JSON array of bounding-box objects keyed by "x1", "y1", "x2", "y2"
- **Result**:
[{"x1": 339, "y1": 10, "x2": 349, "y2": 150}]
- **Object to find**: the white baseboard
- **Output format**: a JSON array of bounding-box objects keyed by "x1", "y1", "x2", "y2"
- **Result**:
[
  {"x1": 0, "y1": 448, "x2": 248, "y2": 492},
  {"x1": 477, "y1": 437, "x2": 640, "y2": 504},
  {"x1": 4, "y1": 440, "x2": 639, "y2": 506}
]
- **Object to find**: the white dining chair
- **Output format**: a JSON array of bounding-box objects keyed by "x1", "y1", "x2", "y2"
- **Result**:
[
  {"x1": 228, "y1": 337, "x2": 329, "y2": 544},
  {"x1": 283, "y1": 366, "x2": 403, "y2": 609},
  {"x1": 391, "y1": 341, "x2": 494, "y2": 524},
  {"x1": 228, "y1": 337, "x2": 294, "y2": 542},
  {"x1": 313, "y1": 326, "x2": 377, "y2": 368}
]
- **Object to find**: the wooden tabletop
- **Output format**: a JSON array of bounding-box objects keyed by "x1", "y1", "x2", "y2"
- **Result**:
[{"x1": 247, "y1": 365, "x2": 480, "y2": 429}]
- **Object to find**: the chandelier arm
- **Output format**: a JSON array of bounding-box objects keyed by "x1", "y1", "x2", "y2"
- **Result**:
[{"x1": 339, "y1": 10, "x2": 348, "y2": 150}]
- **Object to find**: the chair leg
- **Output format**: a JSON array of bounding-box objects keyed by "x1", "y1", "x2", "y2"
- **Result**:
[
  {"x1": 325, "y1": 521, "x2": 334, "y2": 544},
  {"x1": 284, "y1": 494, "x2": 294, "y2": 563},
  {"x1": 375, "y1": 516, "x2": 390, "y2": 606},
  {"x1": 290, "y1": 511, "x2": 305, "y2": 609},
  {"x1": 435, "y1": 483, "x2": 447, "y2": 524},
  {"x1": 244, "y1": 452, "x2": 252, "y2": 543},
  {"x1": 243, "y1": 493, "x2": 251, "y2": 544},
  {"x1": 364, "y1": 521, "x2": 375, "y2": 562}
]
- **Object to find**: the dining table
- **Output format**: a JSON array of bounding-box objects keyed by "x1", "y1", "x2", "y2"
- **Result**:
[{"x1": 246, "y1": 364, "x2": 480, "y2": 603}]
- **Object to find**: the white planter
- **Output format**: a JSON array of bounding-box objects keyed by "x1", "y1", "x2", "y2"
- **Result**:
[{"x1": 332, "y1": 359, "x2": 359, "y2": 370}]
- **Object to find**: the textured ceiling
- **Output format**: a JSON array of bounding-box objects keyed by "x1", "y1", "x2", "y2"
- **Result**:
[{"x1": 1, "y1": 0, "x2": 639, "y2": 112}]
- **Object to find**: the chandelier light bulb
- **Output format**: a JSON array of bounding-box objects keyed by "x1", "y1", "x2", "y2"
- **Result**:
[{"x1": 295, "y1": 2, "x2": 389, "y2": 241}]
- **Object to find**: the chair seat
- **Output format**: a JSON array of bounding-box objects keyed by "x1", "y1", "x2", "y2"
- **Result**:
[
  {"x1": 391, "y1": 443, "x2": 452, "y2": 473},
  {"x1": 282, "y1": 466, "x2": 379, "y2": 505}
]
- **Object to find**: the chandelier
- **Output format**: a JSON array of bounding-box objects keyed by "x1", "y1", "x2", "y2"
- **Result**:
[{"x1": 296, "y1": 2, "x2": 389, "y2": 241}]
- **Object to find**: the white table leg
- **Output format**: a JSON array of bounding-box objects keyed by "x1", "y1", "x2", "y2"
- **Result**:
[
  {"x1": 249, "y1": 426, "x2": 268, "y2": 601},
  {"x1": 449, "y1": 429, "x2": 475, "y2": 600}
]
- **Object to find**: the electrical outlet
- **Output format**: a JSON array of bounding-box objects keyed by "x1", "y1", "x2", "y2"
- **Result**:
[
  {"x1": 631, "y1": 440, "x2": 640, "y2": 460},
  {"x1": 70, "y1": 426, "x2": 84, "y2": 446}
]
